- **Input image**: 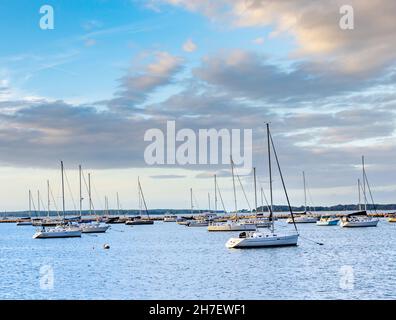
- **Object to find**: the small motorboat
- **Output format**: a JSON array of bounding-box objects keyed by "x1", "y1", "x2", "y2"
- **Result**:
[
  {"x1": 163, "y1": 214, "x2": 178, "y2": 222},
  {"x1": 79, "y1": 222, "x2": 110, "y2": 233},
  {"x1": 316, "y1": 215, "x2": 340, "y2": 226},
  {"x1": 186, "y1": 220, "x2": 208, "y2": 227},
  {"x1": 287, "y1": 212, "x2": 318, "y2": 224},
  {"x1": 125, "y1": 218, "x2": 154, "y2": 225},
  {"x1": 16, "y1": 219, "x2": 32, "y2": 226}
]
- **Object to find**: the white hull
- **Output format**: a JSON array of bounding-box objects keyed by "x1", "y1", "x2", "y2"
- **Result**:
[
  {"x1": 208, "y1": 222, "x2": 256, "y2": 232},
  {"x1": 163, "y1": 218, "x2": 177, "y2": 222},
  {"x1": 287, "y1": 217, "x2": 317, "y2": 223},
  {"x1": 186, "y1": 221, "x2": 208, "y2": 227},
  {"x1": 33, "y1": 228, "x2": 81, "y2": 239},
  {"x1": 340, "y1": 219, "x2": 378, "y2": 228},
  {"x1": 80, "y1": 224, "x2": 109, "y2": 233},
  {"x1": 226, "y1": 232, "x2": 299, "y2": 248}
]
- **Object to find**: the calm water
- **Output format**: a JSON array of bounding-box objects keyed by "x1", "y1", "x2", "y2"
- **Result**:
[{"x1": 0, "y1": 218, "x2": 395, "y2": 299}]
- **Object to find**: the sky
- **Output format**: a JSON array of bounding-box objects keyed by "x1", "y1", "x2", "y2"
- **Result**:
[{"x1": 0, "y1": 0, "x2": 395, "y2": 211}]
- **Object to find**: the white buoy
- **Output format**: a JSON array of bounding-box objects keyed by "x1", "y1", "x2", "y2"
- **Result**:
[{"x1": 103, "y1": 244, "x2": 110, "y2": 249}]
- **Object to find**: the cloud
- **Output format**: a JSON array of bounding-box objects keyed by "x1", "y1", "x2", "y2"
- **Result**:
[
  {"x1": 193, "y1": 49, "x2": 393, "y2": 104},
  {"x1": 107, "y1": 51, "x2": 183, "y2": 111},
  {"x1": 182, "y1": 38, "x2": 197, "y2": 52},
  {"x1": 252, "y1": 37, "x2": 264, "y2": 45},
  {"x1": 158, "y1": 0, "x2": 396, "y2": 75}
]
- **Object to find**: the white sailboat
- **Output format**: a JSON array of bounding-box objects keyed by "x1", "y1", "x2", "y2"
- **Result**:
[
  {"x1": 125, "y1": 178, "x2": 154, "y2": 225},
  {"x1": 340, "y1": 157, "x2": 379, "y2": 228},
  {"x1": 287, "y1": 172, "x2": 318, "y2": 223},
  {"x1": 186, "y1": 188, "x2": 209, "y2": 227},
  {"x1": 33, "y1": 161, "x2": 82, "y2": 239},
  {"x1": 208, "y1": 158, "x2": 257, "y2": 232},
  {"x1": 17, "y1": 190, "x2": 33, "y2": 226},
  {"x1": 78, "y1": 167, "x2": 109, "y2": 233},
  {"x1": 226, "y1": 123, "x2": 299, "y2": 248}
]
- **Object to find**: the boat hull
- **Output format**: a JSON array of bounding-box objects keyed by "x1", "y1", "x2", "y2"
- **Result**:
[
  {"x1": 388, "y1": 218, "x2": 396, "y2": 223},
  {"x1": 226, "y1": 233, "x2": 299, "y2": 248},
  {"x1": 33, "y1": 229, "x2": 82, "y2": 239},
  {"x1": 80, "y1": 225, "x2": 109, "y2": 233},
  {"x1": 16, "y1": 221, "x2": 32, "y2": 226},
  {"x1": 340, "y1": 219, "x2": 379, "y2": 227},
  {"x1": 208, "y1": 223, "x2": 256, "y2": 232},
  {"x1": 186, "y1": 221, "x2": 208, "y2": 227},
  {"x1": 287, "y1": 217, "x2": 318, "y2": 223},
  {"x1": 125, "y1": 220, "x2": 154, "y2": 225},
  {"x1": 316, "y1": 219, "x2": 339, "y2": 226}
]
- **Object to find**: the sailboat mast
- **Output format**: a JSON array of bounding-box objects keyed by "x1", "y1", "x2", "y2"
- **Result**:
[
  {"x1": 37, "y1": 190, "x2": 40, "y2": 216},
  {"x1": 208, "y1": 193, "x2": 211, "y2": 212},
  {"x1": 253, "y1": 167, "x2": 258, "y2": 217},
  {"x1": 47, "y1": 180, "x2": 50, "y2": 217},
  {"x1": 29, "y1": 189, "x2": 31, "y2": 218},
  {"x1": 190, "y1": 188, "x2": 193, "y2": 215},
  {"x1": 88, "y1": 173, "x2": 92, "y2": 215},
  {"x1": 267, "y1": 123, "x2": 274, "y2": 231},
  {"x1": 79, "y1": 165, "x2": 82, "y2": 218},
  {"x1": 358, "y1": 179, "x2": 361, "y2": 211},
  {"x1": 303, "y1": 171, "x2": 307, "y2": 212},
  {"x1": 117, "y1": 192, "x2": 120, "y2": 215},
  {"x1": 61, "y1": 161, "x2": 65, "y2": 220},
  {"x1": 230, "y1": 156, "x2": 238, "y2": 218},
  {"x1": 362, "y1": 156, "x2": 367, "y2": 211},
  {"x1": 214, "y1": 175, "x2": 218, "y2": 213}
]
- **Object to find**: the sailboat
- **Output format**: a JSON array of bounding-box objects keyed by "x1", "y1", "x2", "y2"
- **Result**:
[
  {"x1": 78, "y1": 167, "x2": 109, "y2": 233},
  {"x1": 17, "y1": 190, "x2": 33, "y2": 226},
  {"x1": 208, "y1": 159, "x2": 256, "y2": 232},
  {"x1": 340, "y1": 156, "x2": 379, "y2": 228},
  {"x1": 240, "y1": 168, "x2": 271, "y2": 228},
  {"x1": 125, "y1": 178, "x2": 154, "y2": 225},
  {"x1": 33, "y1": 161, "x2": 81, "y2": 239},
  {"x1": 287, "y1": 172, "x2": 318, "y2": 223},
  {"x1": 186, "y1": 188, "x2": 209, "y2": 227},
  {"x1": 226, "y1": 123, "x2": 299, "y2": 248}
]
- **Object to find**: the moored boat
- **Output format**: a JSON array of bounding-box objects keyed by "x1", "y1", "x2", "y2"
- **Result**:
[
  {"x1": 226, "y1": 124, "x2": 299, "y2": 249},
  {"x1": 340, "y1": 211, "x2": 379, "y2": 227},
  {"x1": 316, "y1": 215, "x2": 339, "y2": 226}
]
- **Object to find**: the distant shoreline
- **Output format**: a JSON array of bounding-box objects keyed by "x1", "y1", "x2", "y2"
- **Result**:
[{"x1": 1, "y1": 204, "x2": 396, "y2": 217}]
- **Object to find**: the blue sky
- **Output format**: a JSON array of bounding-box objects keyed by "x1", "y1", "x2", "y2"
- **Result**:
[{"x1": 0, "y1": 0, "x2": 395, "y2": 210}]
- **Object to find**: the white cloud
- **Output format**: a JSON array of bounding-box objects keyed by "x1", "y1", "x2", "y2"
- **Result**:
[{"x1": 182, "y1": 38, "x2": 197, "y2": 52}]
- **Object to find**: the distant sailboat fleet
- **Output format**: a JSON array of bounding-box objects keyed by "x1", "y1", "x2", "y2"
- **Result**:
[{"x1": 8, "y1": 123, "x2": 393, "y2": 246}]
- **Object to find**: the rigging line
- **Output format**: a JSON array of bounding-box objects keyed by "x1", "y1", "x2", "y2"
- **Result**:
[
  {"x1": 363, "y1": 170, "x2": 378, "y2": 214},
  {"x1": 358, "y1": 179, "x2": 370, "y2": 212},
  {"x1": 63, "y1": 167, "x2": 77, "y2": 211},
  {"x1": 235, "y1": 172, "x2": 252, "y2": 212},
  {"x1": 49, "y1": 185, "x2": 60, "y2": 217},
  {"x1": 192, "y1": 192, "x2": 201, "y2": 212},
  {"x1": 299, "y1": 235, "x2": 324, "y2": 246},
  {"x1": 305, "y1": 180, "x2": 316, "y2": 212},
  {"x1": 138, "y1": 179, "x2": 150, "y2": 217},
  {"x1": 81, "y1": 169, "x2": 96, "y2": 212},
  {"x1": 92, "y1": 181, "x2": 104, "y2": 211},
  {"x1": 215, "y1": 179, "x2": 228, "y2": 213},
  {"x1": 258, "y1": 181, "x2": 271, "y2": 213},
  {"x1": 269, "y1": 130, "x2": 298, "y2": 233}
]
